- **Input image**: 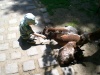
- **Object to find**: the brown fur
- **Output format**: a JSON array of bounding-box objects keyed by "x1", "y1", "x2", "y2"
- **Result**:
[
  {"x1": 43, "y1": 26, "x2": 84, "y2": 66},
  {"x1": 57, "y1": 41, "x2": 77, "y2": 66}
]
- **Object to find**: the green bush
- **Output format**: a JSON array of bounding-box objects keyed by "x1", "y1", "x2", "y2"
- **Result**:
[
  {"x1": 40, "y1": 0, "x2": 71, "y2": 15},
  {"x1": 40, "y1": 0, "x2": 98, "y2": 16}
]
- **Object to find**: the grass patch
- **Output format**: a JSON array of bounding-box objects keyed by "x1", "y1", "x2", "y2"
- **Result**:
[
  {"x1": 64, "y1": 19, "x2": 79, "y2": 27},
  {"x1": 65, "y1": 22, "x2": 77, "y2": 27}
]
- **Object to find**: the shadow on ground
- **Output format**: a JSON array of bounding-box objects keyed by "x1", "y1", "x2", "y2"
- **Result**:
[
  {"x1": 4, "y1": 0, "x2": 42, "y2": 16},
  {"x1": 83, "y1": 48, "x2": 100, "y2": 65},
  {"x1": 42, "y1": 43, "x2": 61, "y2": 75},
  {"x1": 18, "y1": 36, "x2": 34, "y2": 50},
  {"x1": 71, "y1": 42, "x2": 100, "y2": 66},
  {"x1": 18, "y1": 36, "x2": 42, "y2": 50}
]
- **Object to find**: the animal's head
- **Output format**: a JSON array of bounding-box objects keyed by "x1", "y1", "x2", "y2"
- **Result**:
[
  {"x1": 57, "y1": 42, "x2": 76, "y2": 67},
  {"x1": 78, "y1": 32, "x2": 90, "y2": 47},
  {"x1": 43, "y1": 26, "x2": 55, "y2": 40}
]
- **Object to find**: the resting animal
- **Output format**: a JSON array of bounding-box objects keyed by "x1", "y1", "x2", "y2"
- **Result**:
[
  {"x1": 43, "y1": 26, "x2": 80, "y2": 46},
  {"x1": 43, "y1": 26, "x2": 83, "y2": 46},
  {"x1": 43, "y1": 26, "x2": 85, "y2": 66},
  {"x1": 57, "y1": 41, "x2": 76, "y2": 66},
  {"x1": 43, "y1": 26, "x2": 100, "y2": 66},
  {"x1": 56, "y1": 41, "x2": 84, "y2": 66},
  {"x1": 43, "y1": 26, "x2": 100, "y2": 46},
  {"x1": 43, "y1": 26, "x2": 78, "y2": 36}
]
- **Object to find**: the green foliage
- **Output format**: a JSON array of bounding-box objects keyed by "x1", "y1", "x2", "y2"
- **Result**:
[
  {"x1": 79, "y1": 0, "x2": 98, "y2": 16},
  {"x1": 66, "y1": 22, "x2": 77, "y2": 27},
  {"x1": 40, "y1": 0, "x2": 70, "y2": 15},
  {"x1": 40, "y1": 0, "x2": 98, "y2": 16},
  {"x1": 64, "y1": 19, "x2": 79, "y2": 27}
]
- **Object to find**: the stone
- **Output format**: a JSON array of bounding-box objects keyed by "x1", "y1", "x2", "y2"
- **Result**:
[
  {"x1": 0, "y1": 43, "x2": 9, "y2": 51},
  {"x1": 0, "y1": 4, "x2": 3, "y2": 7},
  {"x1": 40, "y1": 44, "x2": 51, "y2": 53},
  {"x1": 0, "y1": 5, "x2": 8, "y2": 10},
  {"x1": 38, "y1": 58, "x2": 47, "y2": 68},
  {"x1": 5, "y1": 63, "x2": 18, "y2": 74},
  {"x1": 0, "y1": 67, "x2": 1, "y2": 75},
  {"x1": 8, "y1": 73, "x2": 19, "y2": 75},
  {"x1": 11, "y1": 51, "x2": 21, "y2": 60},
  {"x1": 7, "y1": 2, "x2": 14, "y2": 5},
  {"x1": 23, "y1": 60, "x2": 35, "y2": 71},
  {"x1": 40, "y1": 45, "x2": 46, "y2": 53},
  {"x1": 27, "y1": 47, "x2": 38, "y2": 56},
  {"x1": 51, "y1": 69, "x2": 59, "y2": 75},
  {"x1": 0, "y1": 35, "x2": 3, "y2": 40},
  {"x1": 11, "y1": 13, "x2": 17, "y2": 17},
  {"x1": 34, "y1": 74, "x2": 41, "y2": 75},
  {"x1": 38, "y1": 57, "x2": 58, "y2": 68},
  {"x1": 13, "y1": 41, "x2": 19, "y2": 48},
  {"x1": 9, "y1": 19, "x2": 17, "y2": 24},
  {"x1": 8, "y1": 26, "x2": 19, "y2": 31},
  {"x1": 0, "y1": 28, "x2": 5, "y2": 33},
  {"x1": 7, "y1": 33, "x2": 16, "y2": 39},
  {"x1": 0, "y1": 53, "x2": 6, "y2": 61}
]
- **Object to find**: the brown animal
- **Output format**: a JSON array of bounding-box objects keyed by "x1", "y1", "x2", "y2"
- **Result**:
[
  {"x1": 43, "y1": 26, "x2": 79, "y2": 45},
  {"x1": 43, "y1": 26, "x2": 100, "y2": 66},
  {"x1": 57, "y1": 41, "x2": 76, "y2": 66},
  {"x1": 43, "y1": 26, "x2": 84, "y2": 46},
  {"x1": 43, "y1": 26, "x2": 78, "y2": 36},
  {"x1": 43, "y1": 26, "x2": 84, "y2": 66}
]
